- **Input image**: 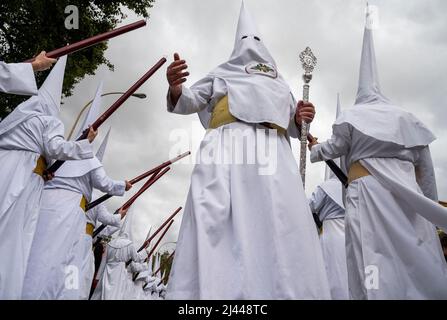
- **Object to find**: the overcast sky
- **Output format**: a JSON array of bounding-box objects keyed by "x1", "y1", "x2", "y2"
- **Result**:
[{"x1": 59, "y1": 0, "x2": 447, "y2": 249}]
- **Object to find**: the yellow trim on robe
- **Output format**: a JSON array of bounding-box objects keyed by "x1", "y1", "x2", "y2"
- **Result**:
[
  {"x1": 208, "y1": 95, "x2": 286, "y2": 135},
  {"x1": 348, "y1": 161, "x2": 371, "y2": 185},
  {"x1": 33, "y1": 156, "x2": 47, "y2": 178},
  {"x1": 86, "y1": 223, "x2": 94, "y2": 237},
  {"x1": 209, "y1": 96, "x2": 238, "y2": 129},
  {"x1": 79, "y1": 196, "x2": 87, "y2": 212}
]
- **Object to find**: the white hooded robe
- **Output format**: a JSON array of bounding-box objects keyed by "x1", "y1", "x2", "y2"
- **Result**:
[
  {"x1": 91, "y1": 208, "x2": 148, "y2": 300},
  {"x1": 22, "y1": 86, "x2": 125, "y2": 300},
  {"x1": 309, "y1": 95, "x2": 349, "y2": 300},
  {"x1": 166, "y1": 2, "x2": 330, "y2": 300},
  {"x1": 0, "y1": 56, "x2": 94, "y2": 299},
  {"x1": 310, "y1": 10, "x2": 447, "y2": 299}
]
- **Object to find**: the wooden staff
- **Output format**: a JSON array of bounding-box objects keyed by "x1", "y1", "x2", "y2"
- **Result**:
[
  {"x1": 26, "y1": 20, "x2": 147, "y2": 62},
  {"x1": 46, "y1": 57, "x2": 167, "y2": 174},
  {"x1": 86, "y1": 152, "x2": 190, "y2": 211},
  {"x1": 138, "y1": 207, "x2": 182, "y2": 252},
  {"x1": 132, "y1": 220, "x2": 174, "y2": 281},
  {"x1": 92, "y1": 167, "x2": 170, "y2": 238}
]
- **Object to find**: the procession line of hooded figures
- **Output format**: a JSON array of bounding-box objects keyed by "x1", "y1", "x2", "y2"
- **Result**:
[{"x1": 1, "y1": 2, "x2": 447, "y2": 300}]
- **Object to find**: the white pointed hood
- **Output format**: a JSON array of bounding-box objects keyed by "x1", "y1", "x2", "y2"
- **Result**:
[
  {"x1": 334, "y1": 5, "x2": 436, "y2": 148},
  {"x1": 320, "y1": 94, "x2": 345, "y2": 210},
  {"x1": 56, "y1": 82, "x2": 104, "y2": 178},
  {"x1": 197, "y1": 1, "x2": 294, "y2": 130},
  {"x1": 0, "y1": 56, "x2": 67, "y2": 136},
  {"x1": 109, "y1": 207, "x2": 135, "y2": 249},
  {"x1": 75, "y1": 81, "x2": 104, "y2": 139},
  {"x1": 228, "y1": 1, "x2": 275, "y2": 66},
  {"x1": 120, "y1": 206, "x2": 135, "y2": 241},
  {"x1": 95, "y1": 127, "x2": 111, "y2": 162},
  {"x1": 354, "y1": 6, "x2": 391, "y2": 106}
]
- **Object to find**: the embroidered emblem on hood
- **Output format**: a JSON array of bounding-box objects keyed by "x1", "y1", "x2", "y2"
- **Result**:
[{"x1": 245, "y1": 62, "x2": 277, "y2": 78}]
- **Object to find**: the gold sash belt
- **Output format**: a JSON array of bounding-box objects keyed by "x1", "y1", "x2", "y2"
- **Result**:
[
  {"x1": 80, "y1": 196, "x2": 94, "y2": 236},
  {"x1": 208, "y1": 96, "x2": 286, "y2": 135},
  {"x1": 33, "y1": 155, "x2": 47, "y2": 178},
  {"x1": 348, "y1": 161, "x2": 371, "y2": 185},
  {"x1": 86, "y1": 223, "x2": 94, "y2": 237}
]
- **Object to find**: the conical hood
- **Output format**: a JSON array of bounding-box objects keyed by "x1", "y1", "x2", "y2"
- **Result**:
[
  {"x1": 0, "y1": 56, "x2": 67, "y2": 136},
  {"x1": 234, "y1": 1, "x2": 260, "y2": 44},
  {"x1": 119, "y1": 206, "x2": 135, "y2": 242},
  {"x1": 325, "y1": 94, "x2": 342, "y2": 181},
  {"x1": 39, "y1": 55, "x2": 67, "y2": 117},
  {"x1": 75, "y1": 81, "x2": 103, "y2": 139},
  {"x1": 56, "y1": 82, "x2": 105, "y2": 178},
  {"x1": 202, "y1": 1, "x2": 292, "y2": 132},
  {"x1": 228, "y1": 1, "x2": 275, "y2": 66},
  {"x1": 96, "y1": 127, "x2": 111, "y2": 162},
  {"x1": 354, "y1": 5, "x2": 390, "y2": 106}
]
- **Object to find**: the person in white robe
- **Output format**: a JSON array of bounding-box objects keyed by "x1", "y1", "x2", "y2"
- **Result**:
[
  {"x1": 81, "y1": 203, "x2": 125, "y2": 300},
  {"x1": 309, "y1": 8, "x2": 447, "y2": 299},
  {"x1": 0, "y1": 51, "x2": 56, "y2": 96},
  {"x1": 78, "y1": 128, "x2": 126, "y2": 299},
  {"x1": 140, "y1": 271, "x2": 155, "y2": 300},
  {"x1": 165, "y1": 1, "x2": 330, "y2": 299},
  {"x1": 91, "y1": 208, "x2": 149, "y2": 300},
  {"x1": 0, "y1": 56, "x2": 97, "y2": 300},
  {"x1": 22, "y1": 83, "x2": 129, "y2": 300},
  {"x1": 309, "y1": 95, "x2": 349, "y2": 300},
  {"x1": 128, "y1": 262, "x2": 149, "y2": 299}
]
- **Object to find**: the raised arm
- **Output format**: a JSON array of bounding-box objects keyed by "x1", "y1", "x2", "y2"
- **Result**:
[
  {"x1": 0, "y1": 52, "x2": 56, "y2": 95},
  {"x1": 130, "y1": 244, "x2": 148, "y2": 262},
  {"x1": 96, "y1": 204, "x2": 122, "y2": 228},
  {"x1": 166, "y1": 53, "x2": 212, "y2": 115},
  {"x1": 90, "y1": 167, "x2": 127, "y2": 196},
  {"x1": 310, "y1": 124, "x2": 351, "y2": 163},
  {"x1": 43, "y1": 118, "x2": 96, "y2": 160}
]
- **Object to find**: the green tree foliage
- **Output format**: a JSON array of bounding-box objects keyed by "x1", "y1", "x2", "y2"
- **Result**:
[{"x1": 0, "y1": 0, "x2": 154, "y2": 119}]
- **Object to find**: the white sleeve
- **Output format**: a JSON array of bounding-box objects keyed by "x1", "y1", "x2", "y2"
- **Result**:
[
  {"x1": 415, "y1": 146, "x2": 438, "y2": 201},
  {"x1": 90, "y1": 167, "x2": 126, "y2": 196},
  {"x1": 167, "y1": 77, "x2": 213, "y2": 115},
  {"x1": 310, "y1": 124, "x2": 351, "y2": 163},
  {"x1": 130, "y1": 244, "x2": 148, "y2": 262},
  {"x1": 96, "y1": 204, "x2": 121, "y2": 227},
  {"x1": 286, "y1": 93, "x2": 300, "y2": 139},
  {"x1": 309, "y1": 187, "x2": 326, "y2": 215},
  {"x1": 0, "y1": 62, "x2": 38, "y2": 96},
  {"x1": 43, "y1": 118, "x2": 94, "y2": 160}
]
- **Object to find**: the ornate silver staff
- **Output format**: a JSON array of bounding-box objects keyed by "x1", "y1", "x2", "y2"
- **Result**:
[{"x1": 299, "y1": 47, "x2": 317, "y2": 188}]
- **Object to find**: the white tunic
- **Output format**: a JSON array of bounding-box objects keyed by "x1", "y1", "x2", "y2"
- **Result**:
[
  {"x1": 127, "y1": 262, "x2": 148, "y2": 300},
  {"x1": 0, "y1": 62, "x2": 37, "y2": 95},
  {"x1": 22, "y1": 168, "x2": 125, "y2": 300},
  {"x1": 79, "y1": 205, "x2": 121, "y2": 300},
  {"x1": 311, "y1": 126, "x2": 447, "y2": 299},
  {"x1": 309, "y1": 181, "x2": 349, "y2": 300},
  {"x1": 91, "y1": 239, "x2": 147, "y2": 300},
  {"x1": 0, "y1": 116, "x2": 93, "y2": 299},
  {"x1": 165, "y1": 85, "x2": 330, "y2": 299}
]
